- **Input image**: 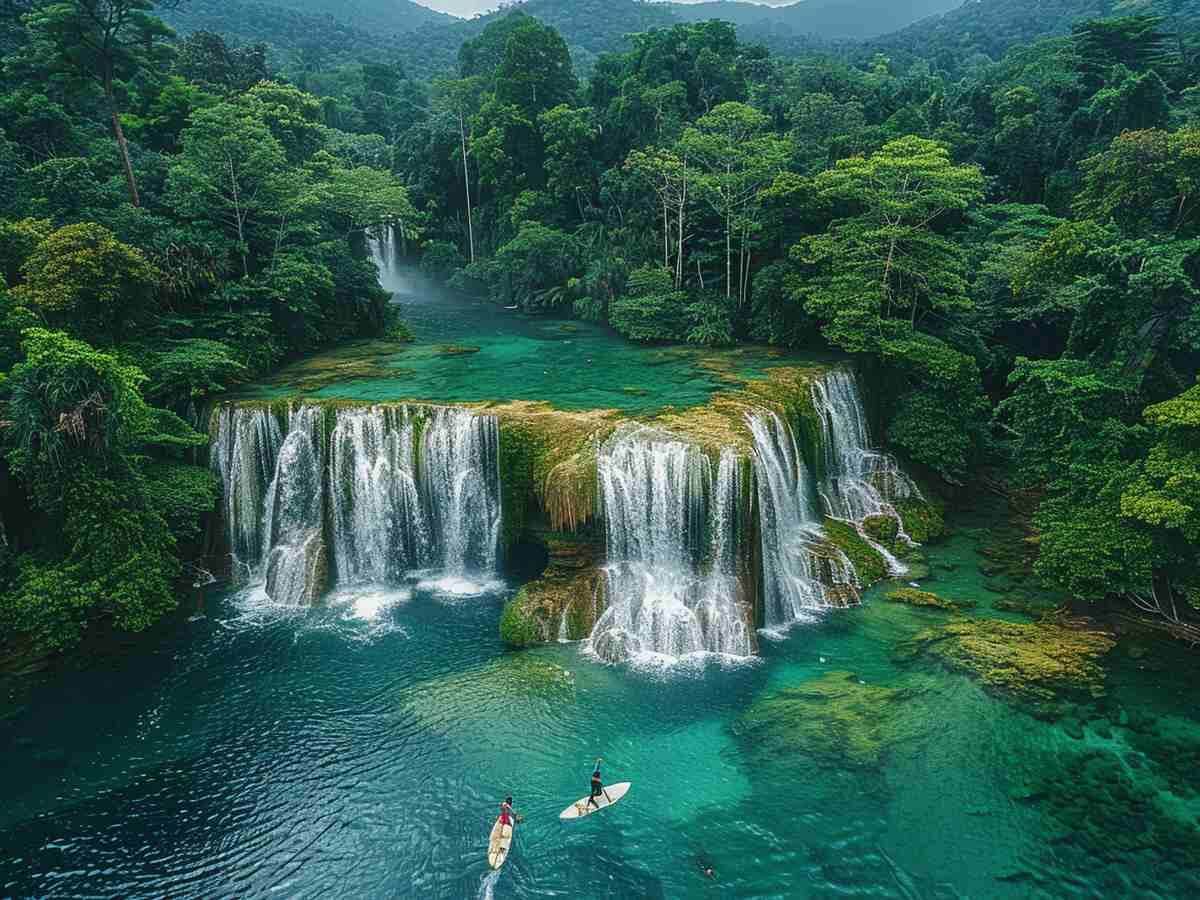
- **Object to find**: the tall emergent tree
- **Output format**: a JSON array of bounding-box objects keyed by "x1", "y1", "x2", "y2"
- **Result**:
[{"x1": 22, "y1": 0, "x2": 175, "y2": 207}]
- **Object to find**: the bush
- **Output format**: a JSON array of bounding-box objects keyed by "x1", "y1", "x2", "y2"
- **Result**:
[
  {"x1": 685, "y1": 291, "x2": 735, "y2": 346},
  {"x1": 609, "y1": 266, "x2": 690, "y2": 342}
]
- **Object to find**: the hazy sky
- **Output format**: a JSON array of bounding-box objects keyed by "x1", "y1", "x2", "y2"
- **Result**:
[{"x1": 413, "y1": 0, "x2": 798, "y2": 18}]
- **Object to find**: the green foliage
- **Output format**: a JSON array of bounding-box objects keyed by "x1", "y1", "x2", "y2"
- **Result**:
[
  {"x1": 0, "y1": 217, "x2": 52, "y2": 286},
  {"x1": 142, "y1": 338, "x2": 249, "y2": 406},
  {"x1": 5, "y1": 328, "x2": 151, "y2": 491},
  {"x1": 140, "y1": 460, "x2": 219, "y2": 544},
  {"x1": 609, "y1": 266, "x2": 690, "y2": 342},
  {"x1": 419, "y1": 240, "x2": 465, "y2": 280},
  {"x1": 13, "y1": 223, "x2": 158, "y2": 341},
  {"x1": 1, "y1": 468, "x2": 179, "y2": 653},
  {"x1": 791, "y1": 137, "x2": 985, "y2": 353},
  {"x1": 493, "y1": 222, "x2": 579, "y2": 310}
]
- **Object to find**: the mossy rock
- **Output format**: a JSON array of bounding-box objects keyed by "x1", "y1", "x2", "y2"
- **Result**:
[
  {"x1": 900, "y1": 618, "x2": 1116, "y2": 709},
  {"x1": 493, "y1": 402, "x2": 618, "y2": 540},
  {"x1": 434, "y1": 344, "x2": 481, "y2": 355},
  {"x1": 823, "y1": 519, "x2": 887, "y2": 587},
  {"x1": 499, "y1": 565, "x2": 604, "y2": 648},
  {"x1": 896, "y1": 497, "x2": 946, "y2": 544},
  {"x1": 732, "y1": 671, "x2": 925, "y2": 769},
  {"x1": 862, "y1": 514, "x2": 900, "y2": 544},
  {"x1": 885, "y1": 588, "x2": 974, "y2": 612}
]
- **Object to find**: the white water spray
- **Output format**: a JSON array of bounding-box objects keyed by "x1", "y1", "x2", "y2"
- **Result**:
[
  {"x1": 810, "y1": 369, "x2": 921, "y2": 574},
  {"x1": 587, "y1": 426, "x2": 752, "y2": 663},
  {"x1": 748, "y1": 411, "x2": 856, "y2": 627},
  {"x1": 212, "y1": 403, "x2": 502, "y2": 605}
]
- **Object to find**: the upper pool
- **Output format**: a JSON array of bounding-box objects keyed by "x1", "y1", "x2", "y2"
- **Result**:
[{"x1": 236, "y1": 258, "x2": 837, "y2": 414}]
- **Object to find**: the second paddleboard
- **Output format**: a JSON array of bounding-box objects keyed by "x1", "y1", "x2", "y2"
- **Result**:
[{"x1": 559, "y1": 782, "x2": 632, "y2": 820}]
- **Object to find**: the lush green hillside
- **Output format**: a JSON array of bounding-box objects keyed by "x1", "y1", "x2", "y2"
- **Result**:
[
  {"x1": 161, "y1": 0, "x2": 399, "y2": 64},
  {"x1": 277, "y1": 0, "x2": 453, "y2": 31},
  {"x1": 669, "y1": 0, "x2": 961, "y2": 40},
  {"x1": 872, "y1": 0, "x2": 1200, "y2": 66}
]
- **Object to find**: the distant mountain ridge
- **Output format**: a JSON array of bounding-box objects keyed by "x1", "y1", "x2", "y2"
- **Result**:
[
  {"x1": 161, "y1": 0, "x2": 956, "y2": 74},
  {"x1": 666, "y1": 0, "x2": 963, "y2": 40},
  {"x1": 160, "y1": 0, "x2": 1200, "y2": 79},
  {"x1": 870, "y1": 0, "x2": 1200, "y2": 63}
]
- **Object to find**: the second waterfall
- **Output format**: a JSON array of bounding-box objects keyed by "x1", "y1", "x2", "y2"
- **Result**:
[{"x1": 587, "y1": 426, "x2": 754, "y2": 664}]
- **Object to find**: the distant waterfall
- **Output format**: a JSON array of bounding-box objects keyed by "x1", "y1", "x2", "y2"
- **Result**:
[
  {"x1": 588, "y1": 426, "x2": 753, "y2": 663},
  {"x1": 748, "y1": 411, "x2": 856, "y2": 627},
  {"x1": 211, "y1": 403, "x2": 502, "y2": 605},
  {"x1": 810, "y1": 369, "x2": 921, "y2": 572},
  {"x1": 369, "y1": 225, "x2": 410, "y2": 296}
]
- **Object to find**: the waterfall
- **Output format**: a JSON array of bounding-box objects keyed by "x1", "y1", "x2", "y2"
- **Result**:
[
  {"x1": 210, "y1": 405, "x2": 282, "y2": 581},
  {"x1": 810, "y1": 370, "x2": 921, "y2": 573},
  {"x1": 211, "y1": 403, "x2": 502, "y2": 605},
  {"x1": 421, "y1": 407, "x2": 502, "y2": 574},
  {"x1": 587, "y1": 426, "x2": 752, "y2": 663},
  {"x1": 262, "y1": 406, "x2": 326, "y2": 606},
  {"x1": 369, "y1": 225, "x2": 410, "y2": 296},
  {"x1": 748, "y1": 411, "x2": 856, "y2": 628},
  {"x1": 329, "y1": 406, "x2": 427, "y2": 584}
]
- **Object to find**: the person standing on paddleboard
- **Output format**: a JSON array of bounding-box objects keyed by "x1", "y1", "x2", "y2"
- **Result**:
[
  {"x1": 499, "y1": 796, "x2": 515, "y2": 827},
  {"x1": 586, "y1": 758, "x2": 604, "y2": 810}
]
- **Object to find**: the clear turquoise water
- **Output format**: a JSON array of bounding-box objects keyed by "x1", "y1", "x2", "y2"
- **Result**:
[
  {"x1": 2, "y1": 500, "x2": 1197, "y2": 898},
  {"x1": 237, "y1": 266, "x2": 836, "y2": 414}
]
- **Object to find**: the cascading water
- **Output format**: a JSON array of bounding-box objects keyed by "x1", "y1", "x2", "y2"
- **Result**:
[
  {"x1": 810, "y1": 369, "x2": 921, "y2": 574},
  {"x1": 329, "y1": 406, "x2": 427, "y2": 584},
  {"x1": 588, "y1": 426, "x2": 752, "y2": 663},
  {"x1": 262, "y1": 406, "x2": 326, "y2": 606},
  {"x1": 421, "y1": 406, "x2": 502, "y2": 574},
  {"x1": 210, "y1": 405, "x2": 282, "y2": 581},
  {"x1": 369, "y1": 225, "x2": 411, "y2": 296},
  {"x1": 748, "y1": 411, "x2": 856, "y2": 628},
  {"x1": 211, "y1": 403, "x2": 502, "y2": 605}
]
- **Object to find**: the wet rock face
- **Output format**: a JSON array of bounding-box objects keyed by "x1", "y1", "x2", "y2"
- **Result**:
[
  {"x1": 900, "y1": 618, "x2": 1116, "y2": 711},
  {"x1": 500, "y1": 536, "x2": 606, "y2": 648},
  {"x1": 733, "y1": 670, "x2": 927, "y2": 769}
]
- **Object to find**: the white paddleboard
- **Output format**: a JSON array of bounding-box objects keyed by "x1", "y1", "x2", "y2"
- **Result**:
[
  {"x1": 487, "y1": 816, "x2": 515, "y2": 870},
  {"x1": 559, "y1": 782, "x2": 632, "y2": 820}
]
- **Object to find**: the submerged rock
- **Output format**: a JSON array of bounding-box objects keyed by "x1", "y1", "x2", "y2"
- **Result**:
[
  {"x1": 885, "y1": 587, "x2": 975, "y2": 612},
  {"x1": 899, "y1": 618, "x2": 1116, "y2": 709},
  {"x1": 732, "y1": 670, "x2": 926, "y2": 769}
]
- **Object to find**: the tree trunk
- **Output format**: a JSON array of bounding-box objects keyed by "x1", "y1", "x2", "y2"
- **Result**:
[
  {"x1": 725, "y1": 204, "x2": 732, "y2": 300},
  {"x1": 676, "y1": 159, "x2": 687, "y2": 290},
  {"x1": 458, "y1": 111, "x2": 475, "y2": 264},
  {"x1": 663, "y1": 194, "x2": 670, "y2": 270},
  {"x1": 105, "y1": 75, "x2": 139, "y2": 208}
]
